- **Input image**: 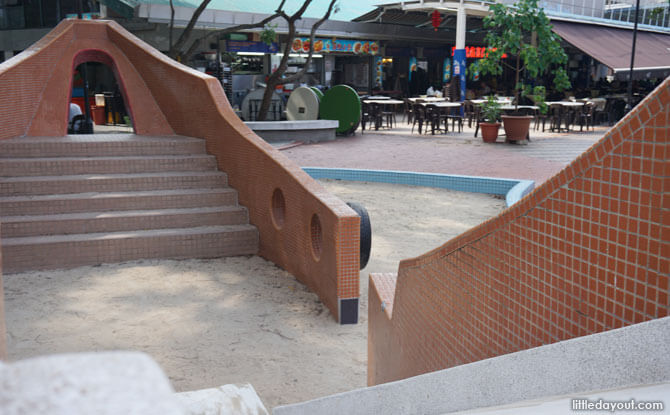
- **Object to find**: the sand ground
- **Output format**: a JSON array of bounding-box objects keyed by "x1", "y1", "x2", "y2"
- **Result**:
[{"x1": 3, "y1": 180, "x2": 505, "y2": 409}]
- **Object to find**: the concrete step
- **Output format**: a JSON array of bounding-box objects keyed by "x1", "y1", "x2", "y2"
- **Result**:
[
  {"x1": 0, "y1": 155, "x2": 218, "y2": 176},
  {"x1": 1, "y1": 206, "x2": 249, "y2": 237},
  {"x1": 0, "y1": 188, "x2": 238, "y2": 216},
  {"x1": 0, "y1": 171, "x2": 228, "y2": 196},
  {"x1": 0, "y1": 134, "x2": 206, "y2": 158},
  {"x1": 2, "y1": 225, "x2": 259, "y2": 274}
]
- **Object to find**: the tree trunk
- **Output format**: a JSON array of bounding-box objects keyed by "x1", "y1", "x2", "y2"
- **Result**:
[
  {"x1": 256, "y1": 0, "x2": 336, "y2": 121},
  {"x1": 514, "y1": 53, "x2": 520, "y2": 111}
]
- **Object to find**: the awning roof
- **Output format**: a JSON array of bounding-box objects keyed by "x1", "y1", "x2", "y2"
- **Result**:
[{"x1": 551, "y1": 20, "x2": 670, "y2": 80}]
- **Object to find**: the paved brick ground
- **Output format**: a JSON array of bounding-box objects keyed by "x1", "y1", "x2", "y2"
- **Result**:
[{"x1": 281, "y1": 121, "x2": 609, "y2": 185}]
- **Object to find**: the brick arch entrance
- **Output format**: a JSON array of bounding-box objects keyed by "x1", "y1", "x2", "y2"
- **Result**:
[
  {"x1": 0, "y1": 21, "x2": 174, "y2": 139},
  {"x1": 70, "y1": 49, "x2": 135, "y2": 133}
]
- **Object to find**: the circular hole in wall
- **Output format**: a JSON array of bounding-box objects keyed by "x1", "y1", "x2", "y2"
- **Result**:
[
  {"x1": 271, "y1": 188, "x2": 286, "y2": 229},
  {"x1": 310, "y1": 213, "x2": 323, "y2": 261}
]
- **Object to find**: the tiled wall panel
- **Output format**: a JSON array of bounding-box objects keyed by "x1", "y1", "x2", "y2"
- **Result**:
[{"x1": 369, "y1": 78, "x2": 669, "y2": 384}]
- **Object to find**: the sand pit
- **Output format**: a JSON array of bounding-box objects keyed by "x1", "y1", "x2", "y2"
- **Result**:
[{"x1": 3, "y1": 180, "x2": 505, "y2": 408}]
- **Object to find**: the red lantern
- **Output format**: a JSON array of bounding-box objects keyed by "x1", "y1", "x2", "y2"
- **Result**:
[{"x1": 431, "y1": 10, "x2": 441, "y2": 31}]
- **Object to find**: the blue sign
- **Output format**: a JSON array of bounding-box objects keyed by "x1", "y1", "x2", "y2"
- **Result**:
[
  {"x1": 226, "y1": 40, "x2": 279, "y2": 54},
  {"x1": 453, "y1": 49, "x2": 466, "y2": 102}
]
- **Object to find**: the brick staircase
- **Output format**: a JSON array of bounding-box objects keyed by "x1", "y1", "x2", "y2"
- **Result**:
[{"x1": 0, "y1": 134, "x2": 259, "y2": 274}]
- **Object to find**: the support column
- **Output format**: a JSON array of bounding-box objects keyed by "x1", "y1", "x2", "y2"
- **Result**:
[{"x1": 453, "y1": 1, "x2": 467, "y2": 112}]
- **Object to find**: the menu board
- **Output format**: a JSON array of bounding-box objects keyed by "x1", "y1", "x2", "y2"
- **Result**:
[{"x1": 291, "y1": 37, "x2": 380, "y2": 55}]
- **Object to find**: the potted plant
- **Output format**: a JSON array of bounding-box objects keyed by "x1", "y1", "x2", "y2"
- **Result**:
[
  {"x1": 471, "y1": 0, "x2": 570, "y2": 141},
  {"x1": 479, "y1": 95, "x2": 502, "y2": 143}
]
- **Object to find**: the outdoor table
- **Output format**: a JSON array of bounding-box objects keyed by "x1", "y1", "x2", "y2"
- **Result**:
[
  {"x1": 408, "y1": 97, "x2": 447, "y2": 103},
  {"x1": 365, "y1": 95, "x2": 391, "y2": 100},
  {"x1": 500, "y1": 105, "x2": 539, "y2": 113},
  {"x1": 363, "y1": 99, "x2": 405, "y2": 130},
  {"x1": 421, "y1": 102, "x2": 463, "y2": 134},
  {"x1": 420, "y1": 102, "x2": 462, "y2": 108},
  {"x1": 546, "y1": 101, "x2": 585, "y2": 132},
  {"x1": 470, "y1": 97, "x2": 513, "y2": 105},
  {"x1": 363, "y1": 99, "x2": 405, "y2": 105}
]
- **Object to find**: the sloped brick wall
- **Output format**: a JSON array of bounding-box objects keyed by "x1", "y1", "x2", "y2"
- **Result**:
[
  {"x1": 369, "y1": 78, "x2": 669, "y2": 385},
  {"x1": 0, "y1": 19, "x2": 360, "y2": 323}
]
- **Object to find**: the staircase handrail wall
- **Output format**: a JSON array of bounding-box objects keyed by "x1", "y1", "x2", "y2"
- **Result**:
[
  {"x1": 0, "y1": 19, "x2": 361, "y2": 323},
  {"x1": 369, "y1": 77, "x2": 669, "y2": 384}
]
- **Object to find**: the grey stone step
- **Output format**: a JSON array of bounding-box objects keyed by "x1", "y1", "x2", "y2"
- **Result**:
[
  {"x1": 0, "y1": 188, "x2": 238, "y2": 216},
  {"x1": 2, "y1": 225, "x2": 259, "y2": 274},
  {"x1": 0, "y1": 134, "x2": 206, "y2": 158},
  {"x1": 0, "y1": 155, "x2": 218, "y2": 176},
  {"x1": 0, "y1": 171, "x2": 228, "y2": 196},
  {"x1": 1, "y1": 206, "x2": 249, "y2": 237}
]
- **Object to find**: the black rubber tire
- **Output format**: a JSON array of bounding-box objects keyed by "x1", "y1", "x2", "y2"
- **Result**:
[{"x1": 346, "y1": 202, "x2": 371, "y2": 270}]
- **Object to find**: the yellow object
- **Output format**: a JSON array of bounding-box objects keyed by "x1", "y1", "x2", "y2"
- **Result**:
[{"x1": 107, "y1": 112, "x2": 113, "y2": 124}]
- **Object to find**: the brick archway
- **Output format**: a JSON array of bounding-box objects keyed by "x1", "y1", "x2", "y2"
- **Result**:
[{"x1": 70, "y1": 49, "x2": 135, "y2": 133}]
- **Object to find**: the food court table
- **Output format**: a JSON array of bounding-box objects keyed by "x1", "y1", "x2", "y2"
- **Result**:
[
  {"x1": 363, "y1": 99, "x2": 405, "y2": 105},
  {"x1": 362, "y1": 99, "x2": 405, "y2": 130},
  {"x1": 408, "y1": 97, "x2": 447, "y2": 103},
  {"x1": 546, "y1": 101, "x2": 585, "y2": 132}
]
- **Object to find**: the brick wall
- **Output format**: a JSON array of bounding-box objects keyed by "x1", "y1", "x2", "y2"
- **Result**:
[
  {"x1": 0, "y1": 20, "x2": 360, "y2": 323},
  {"x1": 369, "y1": 78, "x2": 669, "y2": 385}
]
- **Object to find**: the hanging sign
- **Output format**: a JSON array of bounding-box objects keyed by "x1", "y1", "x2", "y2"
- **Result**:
[
  {"x1": 409, "y1": 57, "x2": 417, "y2": 81},
  {"x1": 374, "y1": 56, "x2": 383, "y2": 87},
  {"x1": 291, "y1": 37, "x2": 380, "y2": 55},
  {"x1": 443, "y1": 58, "x2": 451, "y2": 83}
]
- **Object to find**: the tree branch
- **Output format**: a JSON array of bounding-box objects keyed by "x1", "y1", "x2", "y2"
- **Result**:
[
  {"x1": 257, "y1": 0, "x2": 337, "y2": 120},
  {"x1": 181, "y1": 13, "x2": 282, "y2": 62},
  {"x1": 277, "y1": 0, "x2": 336, "y2": 85},
  {"x1": 169, "y1": 0, "x2": 175, "y2": 52},
  {"x1": 168, "y1": 0, "x2": 213, "y2": 59}
]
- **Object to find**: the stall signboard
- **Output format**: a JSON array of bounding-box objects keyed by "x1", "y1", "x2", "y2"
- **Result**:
[
  {"x1": 409, "y1": 57, "x2": 417, "y2": 81},
  {"x1": 291, "y1": 38, "x2": 380, "y2": 55},
  {"x1": 374, "y1": 56, "x2": 383, "y2": 87},
  {"x1": 227, "y1": 40, "x2": 279, "y2": 54},
  {"x1": 451, "y1": 46, "x2": 507, "y2": 59}
]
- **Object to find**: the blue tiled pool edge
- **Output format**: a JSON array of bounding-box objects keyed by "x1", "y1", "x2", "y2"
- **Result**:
[{"x1": 303, "y1": 167, "x2": 535, "y2": 207}]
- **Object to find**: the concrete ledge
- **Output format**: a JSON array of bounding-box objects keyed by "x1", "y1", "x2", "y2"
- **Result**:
[
  {"x1": 303, "y1": 167, "x2": 535, "y2": 207},
  {"x1": 0, "y1": 352, "x2": 182, "y2": 415},
  {"x1": 273, "y1": 317, "x2": 670, "y2": 415},
  {"x1": 176, "y1": 384, "x2": 268, "y2": 415},
  {"x1": 245, "y1": 120, "x2": 338, "y2": 143}
]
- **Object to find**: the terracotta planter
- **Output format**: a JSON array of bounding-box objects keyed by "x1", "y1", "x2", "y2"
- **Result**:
[
  {"x1": 480, "y1": 122, "x2": 501, "y2": 143},
  {"x1": 501, "y1": 115, "x2": 533, "y2": 141}
]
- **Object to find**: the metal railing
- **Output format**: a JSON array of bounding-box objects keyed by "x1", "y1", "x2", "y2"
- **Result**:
[{"x1": 499, "y1": 0, "x2": 669, "y2": 28}]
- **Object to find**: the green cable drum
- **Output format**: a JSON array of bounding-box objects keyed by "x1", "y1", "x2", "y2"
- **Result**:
[
  {"x1": 310, "y1": 87, "x2": 324, "y2": 101},
  {"x1": 319, "y1": 85, "x2": 361, "y2": 135}
]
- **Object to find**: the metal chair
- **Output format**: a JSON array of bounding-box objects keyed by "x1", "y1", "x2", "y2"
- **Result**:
[
  {"x1": 447, "y1": 102, "x2": 464, "y2": 133},
  {"x1": 425, "y1": 104, "x2": 448, "y2": 135},
  {"x1": 411, "y1": 104, "x2": 427, "y2": 134},
  {"x1": 576, "y1": 102, "x2": 595, "y2": 131}
]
